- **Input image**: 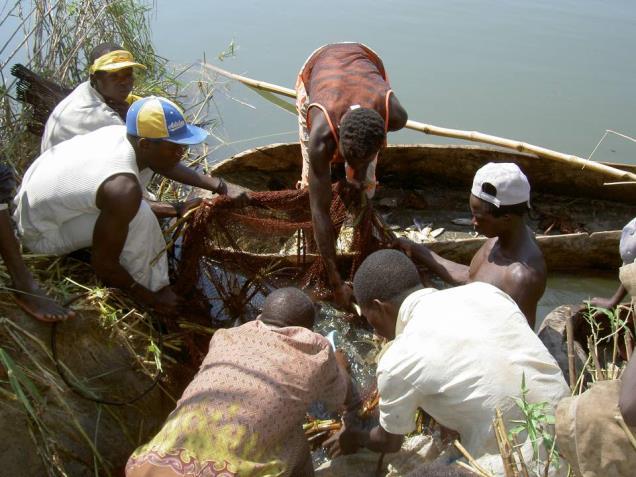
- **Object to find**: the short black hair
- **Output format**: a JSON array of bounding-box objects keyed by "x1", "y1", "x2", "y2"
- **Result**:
[
  {"x1": 260, "y1": 287, "x2": 316, "y2": 329},
  {"x1": 339, "y1": 108, "x2": 386, "y2": 163},
  {"x1": 353, "y1": 249, "x2": 421, "y2": 307},
  {"x1": 88, "y1": 42, "x2": 124, "y2": 65},
  {"x1": 404, "y1": 462, "x2": 474, "y2": 477},
  {"x1": 479, "y1": 182, "x2": 530, "y2": 218}
]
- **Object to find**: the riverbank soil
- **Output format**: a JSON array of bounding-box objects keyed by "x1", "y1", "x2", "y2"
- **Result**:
[{"x1": 0, "y1": 295, "x2": 197, "y2": 476}]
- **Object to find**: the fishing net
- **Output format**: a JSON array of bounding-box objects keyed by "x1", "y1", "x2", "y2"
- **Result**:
[{"x1": 174, "y1": 180, "x2": 393, "y2": 322}]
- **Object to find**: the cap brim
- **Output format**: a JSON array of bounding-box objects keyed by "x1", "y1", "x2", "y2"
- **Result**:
[
  {"x1": 165, "y1": 124, "x2": 209, "y2": 145},
  {"x1": 96, "y1": 61, "x2": 147, "y2": 72}
]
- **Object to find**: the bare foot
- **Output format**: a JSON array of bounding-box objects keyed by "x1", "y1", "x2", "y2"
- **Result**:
[{"x1": 13, "y1": 284, "x2": 75, "y2": 323}]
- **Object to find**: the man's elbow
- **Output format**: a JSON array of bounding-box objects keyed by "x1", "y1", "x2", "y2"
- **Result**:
[{"x1": 389, "y1": 107, "x2": 408, "y2": 131}]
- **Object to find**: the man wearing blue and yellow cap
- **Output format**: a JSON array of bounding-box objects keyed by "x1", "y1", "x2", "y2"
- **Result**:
[
  {"x1": 14, "y1": 97, "x2": 216, "y2": 314},
  {"x1": 41, "y1": 42, "x2": 236, "y2": 207}
]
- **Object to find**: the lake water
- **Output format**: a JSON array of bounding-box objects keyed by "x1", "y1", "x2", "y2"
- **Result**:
[
  {"x1": 151, "y1": 0, "x2": 634, "y2": 324},
  {"x1": 152, "y1": 0, "x2": 636, "y2": 163}
]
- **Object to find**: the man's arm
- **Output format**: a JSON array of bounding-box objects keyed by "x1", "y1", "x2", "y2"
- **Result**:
[
  {"x1": 159, "y1": 163, "x2": 247, "y2": 199},
  {"x1": 145, "y1": 198, "x2": 202, "y2": 219},
  {"x1": 386, "y1": 94, "x2": 408, "y2": 132},
  {"x1": 325, "y1": 423, "x2": 404, "y2": 457},
  {"x1": 93, "y1": 173, "x2": 179, "y2": 314},
  {"x1": 159, "y1": 162, "x2": 222, "y2": 192},
  {"x1": 307, "y1": 111, "x2": 351, "y2": 307},
  {"x1": 393, "y1": 238, "x2": 469, "y2": 285},
  {"x1": 588, "y1": 284, "x2": 627, "y2": 310},
  {"x1": 619, "y1": 354, "x2": 636, "y2": 426}
]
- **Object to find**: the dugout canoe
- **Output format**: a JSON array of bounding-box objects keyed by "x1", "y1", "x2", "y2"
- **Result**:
[{"x1": 207, "y1": 142, "x2": 636, "y2": 271}]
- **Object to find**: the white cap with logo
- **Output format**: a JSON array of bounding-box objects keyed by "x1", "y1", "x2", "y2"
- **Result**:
[{"x1": 471, "y1": 162, "x2": 531, "y2": 207}]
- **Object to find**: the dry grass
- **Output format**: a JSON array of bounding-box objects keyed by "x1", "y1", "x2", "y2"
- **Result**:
[{"x1": 0, "y1": 1, "x2": 224, "y2": 474}]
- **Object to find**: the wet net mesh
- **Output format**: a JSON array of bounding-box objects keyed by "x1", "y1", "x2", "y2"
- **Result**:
[{"x1": 174, "y1": 181, "x2": 393, "y2": 323}]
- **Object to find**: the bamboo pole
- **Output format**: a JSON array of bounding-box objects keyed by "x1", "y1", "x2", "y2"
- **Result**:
[
  {"x1": 454, "y1": 440, "x2": 494, "y2": 477},
  {"x1": 202, "y1": 63, "x2": 636, "y2": 183}
]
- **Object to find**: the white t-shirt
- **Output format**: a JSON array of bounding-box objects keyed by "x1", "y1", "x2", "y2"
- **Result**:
[
  {"x1": 40, "y1": 81, "x2": 154, "y2": 191},
  {"x1": 41, "y1": 81, "x2": 123, "y2": 153},
  {"x1": 377, "y1": 282, "x2": 568, "y2": 472},
  {"x1": 15, "y1": 125, "x2": 139, "y2": 241}
]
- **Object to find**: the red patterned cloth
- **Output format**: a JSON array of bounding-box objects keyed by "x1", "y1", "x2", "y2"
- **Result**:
[{"x1": 126, "y1": 320, "x2": 348, "y2": 477}]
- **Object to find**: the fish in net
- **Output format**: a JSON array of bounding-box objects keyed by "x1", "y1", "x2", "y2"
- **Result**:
[{"x1": 174, "y1": 180, "x2": 395, "y2": 323}]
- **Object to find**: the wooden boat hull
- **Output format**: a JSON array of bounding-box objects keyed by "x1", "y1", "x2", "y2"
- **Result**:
[{"x1": 208, "y1": 143, "x2": 636, "y2": 271}]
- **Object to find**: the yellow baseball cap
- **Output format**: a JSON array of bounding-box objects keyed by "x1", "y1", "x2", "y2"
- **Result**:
[{"x1": 89, "y1": 50, "x2": 146, "y2": 74}]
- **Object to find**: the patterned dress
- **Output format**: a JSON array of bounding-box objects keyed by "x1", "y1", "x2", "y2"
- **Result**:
[{"x1": 126, "y1": 320, "x2": 348, "y2": 477}]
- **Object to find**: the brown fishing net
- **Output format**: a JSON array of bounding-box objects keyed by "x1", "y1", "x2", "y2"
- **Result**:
[
  {"x1": 11, "y1": 64, "x2": 73, "y2": 136},
  {"x1": 174, "y1": 180, "x2": 393, "y2": 322}
]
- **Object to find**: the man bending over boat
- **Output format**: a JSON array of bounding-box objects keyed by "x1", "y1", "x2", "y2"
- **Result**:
[
  {"x1": 324, "y1": 250, "x2": 568, "y2": 476},
  {"x1": 126, "y1": 287, "x2": 352, "y2": 477},
  {"x1": 394, "y1": 162, "x2": 546, "y2": 327},
  {"x1": 296, "y1": 43, "x2": 408, "y2": 308},
  {"x1": 14, "y1": 97, "x2": 216, "y2": 315},
  {"x1": 41, "y1": 42, "x2": 240, "y2": 208},
  {"x1": 0, "y1": 160, "x2": 74, "y2": 322}
]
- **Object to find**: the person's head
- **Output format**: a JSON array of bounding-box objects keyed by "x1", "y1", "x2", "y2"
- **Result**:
[
  {"x1": 88, "y1": 42, "x2": 145, "y2": 103},
  {"x1": 469, "y1": 162, "x2": 531, "y2": 238},
  {"x1": 259, "y1": 287, "x2": 316, "y2": 329},
  {"x1": 338, "y1": 107, "x2": 386, "y2": 168},
  {"x1": 353, "y1": 249, "x2": 422, "y2": 340},
  {"x1": 126, "y1": 96, "x2": 208, "y2": 172}
]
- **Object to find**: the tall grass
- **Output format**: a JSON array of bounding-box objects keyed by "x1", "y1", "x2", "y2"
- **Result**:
[
  {"x1": 0, "y1": 0, "x2": 180, "y2": 175},
  {"x1": 0, "y1": 1, "x2": 218, "y2": 475}
]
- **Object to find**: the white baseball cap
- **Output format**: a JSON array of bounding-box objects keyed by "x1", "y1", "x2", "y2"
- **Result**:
[
  {"x1": 620, "y1": 217, "x2": 636, "y2": 265},
  {"x1": 471, "y1": 162, "x2": 531, "y2": 207}
]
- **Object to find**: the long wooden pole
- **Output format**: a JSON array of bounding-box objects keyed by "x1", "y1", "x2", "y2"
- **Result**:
[{"x1": 203, "y1": 63, "x2": 636, "y2": 183}]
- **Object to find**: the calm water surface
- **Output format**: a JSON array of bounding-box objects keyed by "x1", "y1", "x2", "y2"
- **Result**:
[{"x1": 151, "y1": 0, "x2": 635, "y2": 323}]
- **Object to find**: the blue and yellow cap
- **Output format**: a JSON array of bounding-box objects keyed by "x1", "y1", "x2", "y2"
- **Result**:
[{"x1": 126, "y1": 96, "x2": 208, "y2": 145}]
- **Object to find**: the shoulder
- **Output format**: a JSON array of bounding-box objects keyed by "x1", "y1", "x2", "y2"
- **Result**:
[
  {"x1": 96, "y1": 173, "x2": 141, "y2": 215},
  {"x1": 503, "y1": 261, "x2": 546, "y2": 304},
  {"x1": 62, "y1": 81, "x2": 99, "y2": 109},
  {"x1": 505, "y1": 261, "x2": 545, "y2": 290},
  {"x1": 377, "y1": 336, "x2": 427, "y2": 381}
]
